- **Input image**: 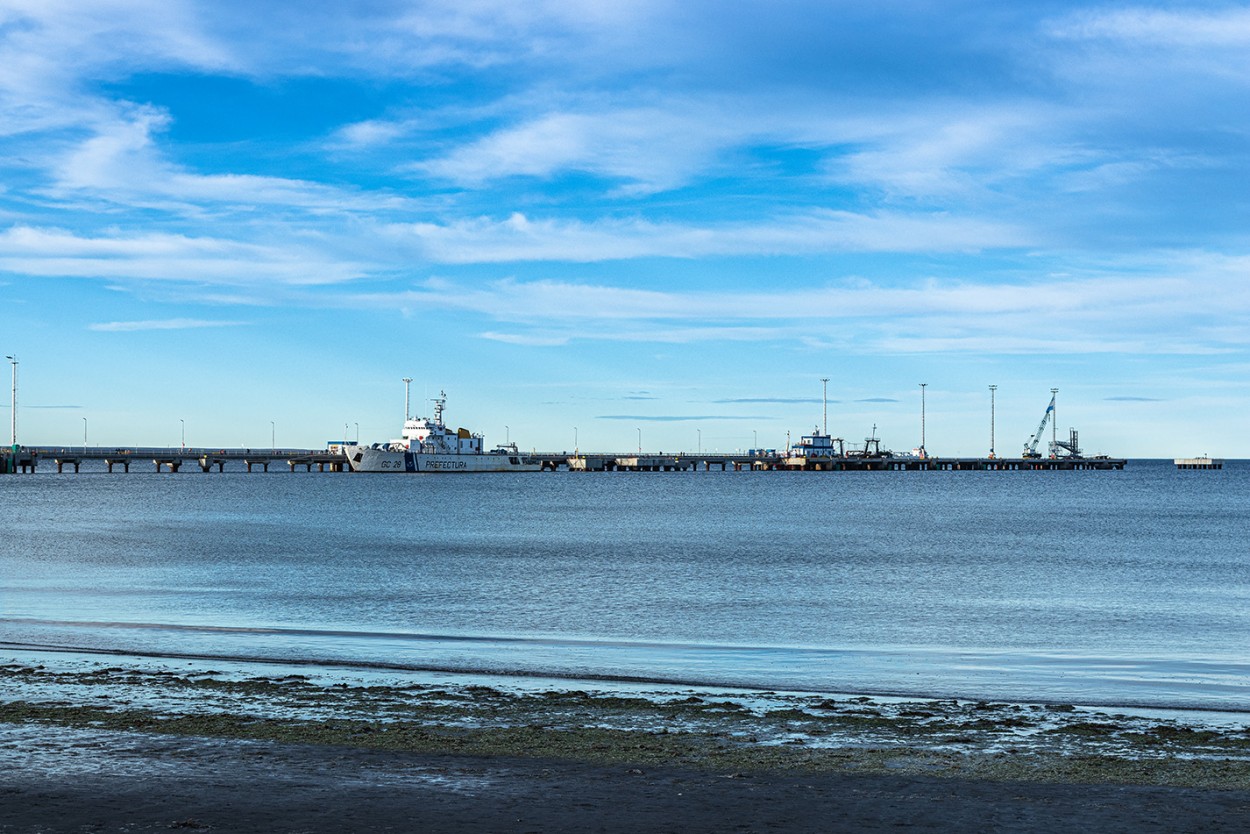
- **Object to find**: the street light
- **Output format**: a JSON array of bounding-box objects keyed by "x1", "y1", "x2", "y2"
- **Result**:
[
  {"x1": 697, "y1": 428, "x2": 701, "y2": 455},
  {"x1": 271, "y1": 421, "x2": 275, "y2": 452},
  {"x1": 988, "y1": 385, "x2": 997, "y2": 458},
  {"x1": 83, "y1": 417, "x2": 87, "y2": 452},
  {"x1": 919, "y1": 383, "x2": 927, "y2": 457},
  {"x1": 636, "y1": 427, "x2": 641, "y2": 455},
  {"x1": 753, "y1": 430, "x2": 758, "y2": 451},
  {"x1": 505, "y1": 424, "x2": 509, "y2": 445},
  {"x1": 821, "y1": 377, "x2": 829, "y2": 435},
  {"x1": 574, "y1": 426, "x2": 578, "y2": 452},
  {"x1": 1051, "y1": 388, "x2": 1059, "y2": 453},
  {"x1": 5, "y1": 355, "x2": 16, "y2": 448},
  {"x1": 180, "y1": 418, "x2": 185, "y2": 450},
  {"x1": 355, "y1": 422, "x2": 359, "y2": 443}
]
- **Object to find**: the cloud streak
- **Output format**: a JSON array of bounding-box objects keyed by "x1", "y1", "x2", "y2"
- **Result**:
[
  {"x1": 88, "y1": 318, "x2": 249, "y2": 332},
  {"x1": 597, "y1": 414, "x2": 772, "y2": 422}
]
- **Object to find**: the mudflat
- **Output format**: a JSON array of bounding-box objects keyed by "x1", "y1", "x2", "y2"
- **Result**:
[
  {"x1": 2, "y1": 660, "x2": 1248, "y2": 832},
  {"x1": 4, "y1": 726, "x2": 1250, "y2": 833}
]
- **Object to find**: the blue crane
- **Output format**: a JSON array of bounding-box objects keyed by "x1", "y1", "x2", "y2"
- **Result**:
[{"x1": 1023, "y1": 390, "x2": 1057, "y2": 458}]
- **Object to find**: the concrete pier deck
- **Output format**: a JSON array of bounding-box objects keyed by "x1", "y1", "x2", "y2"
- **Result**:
[{"x1": 20, "y1": 446, "x2": 349, "y2": 474}]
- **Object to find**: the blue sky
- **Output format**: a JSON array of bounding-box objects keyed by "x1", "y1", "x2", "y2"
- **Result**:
[{"x1": 2, "y1": 0, "x2": 1248, "y2": 456}]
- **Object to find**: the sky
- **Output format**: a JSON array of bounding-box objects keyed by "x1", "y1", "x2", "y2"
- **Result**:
[{"x1": 1, "y1": 0, "x2": 1248, "y2": 456}]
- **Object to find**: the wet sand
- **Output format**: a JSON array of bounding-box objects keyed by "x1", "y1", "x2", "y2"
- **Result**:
[
  {"x1": 3, "y1": 660, "x2": 1249, "y2": 831},
  {"x1": 4, "y1": 725, "x2": 1250, "y2": 833}
]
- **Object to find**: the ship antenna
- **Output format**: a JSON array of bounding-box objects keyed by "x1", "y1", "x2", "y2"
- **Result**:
[{"x1": 433, "y1": 390, "x2": 446, "y2": 426}]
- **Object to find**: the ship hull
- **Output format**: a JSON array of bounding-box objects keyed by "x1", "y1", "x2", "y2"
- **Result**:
[{"x1": 344, "y1": 446, "x2": 540, "y2": 473}]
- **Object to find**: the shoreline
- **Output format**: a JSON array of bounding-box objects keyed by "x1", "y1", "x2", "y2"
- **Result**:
[
  {"x1": 5, "y1": 655, "x2": 1249, "y2": 831},
  {"x1": 5, "y1": 635, "x2": 1248, "y2": 715},
  {"x1": 4, "y1": 657, "x2": 1249, "y2": 789}
]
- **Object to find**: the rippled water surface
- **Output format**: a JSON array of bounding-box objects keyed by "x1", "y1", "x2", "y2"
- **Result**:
[{"x1": 3, "y1": 461, "x2": 1247, "y2": 709}]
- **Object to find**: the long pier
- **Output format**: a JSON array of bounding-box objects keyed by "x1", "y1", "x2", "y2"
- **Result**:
[
  {"x1": 5, "y1": 446, "x2": 1126, "y2": 474},
  {"x1": 542, "y1": 453, "x2": 1126, "y2": 472},
  {"x1": 13, "y1": 447, "x2": 349, "y2": 474}
]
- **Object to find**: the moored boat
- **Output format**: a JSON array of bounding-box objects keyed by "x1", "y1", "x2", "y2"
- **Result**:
[{"x1": 343, "y1": 390, "x2": 540, "y2": 473}]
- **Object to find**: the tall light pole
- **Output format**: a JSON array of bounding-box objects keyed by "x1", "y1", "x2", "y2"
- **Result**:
[
  {"x1": 920, "y1": 382, "x2": 930, "y2": 457},
  {"x1": 1051, "y1": 387, "x2": 1059, "y2": 453},
  {"x1": 180, "y1": 418, "x2": 185, "y2": 450},
  {"x1": 988, "y1": 385, "x2": 997, "y2": 458},
  {"x1": 5, "y1": 355, "x2": 16, "y2": 448},
  {"x1": 355, "y1": 422, "x2": 359, "y2": 443},
  {"x1": 636, "y1": 427, "x2": 641, "y2": 455},
  {"x1": 83, "y1": 416, "x2": 87, "y2": 452},
  {"x1": 753, "y1": 430, "x2": 758, "y2": 451},
  {"x1": 697, "y1": 428, "x2": 701, "y2": 454},
  {"x1": 402, "y1": 377, "x2": 413, "y2": 420},
  {"x1": 505, "y1": 425, "x2": 510, "y2": 445},
  {"x1": 271, "y1": 421, "x2": 275, "y2": 452},
  {"x1": 821, "y1": 377, "x2": 829, "y2": 435},
  {"x1": 574, "y1": 426, "x2": 578, "y2": 452}
]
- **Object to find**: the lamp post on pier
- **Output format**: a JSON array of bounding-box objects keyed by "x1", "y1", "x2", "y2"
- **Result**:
[
  {"x1": 697, "y1": 428, "x2": 701, "y2": 455},
  {"x1": 1051, "y1": 388, "x2": 1059, "y2": 453},
  {"x1": 5, "y1": 355, "x2": 17, "y2": 448},
  {"x1": 636, "y1": 427, "x2": 641, "y2": 455},
  {"x1": 82, "y1": 417, "x2": 87, "y2": 453},
  {"x1": 919, "y1": 383, "x2": 927, "y2": 458},
  {"x1": 271, "y1": 421, "x2": 275, "y2": 453},
  {"x1": 821, "y1": 377, "x2": 829, "y2": 435},
  {"x1": 180, "y1": 418, "x2": 185, "y2": 450},
  {"x1": 988, "y1": 385, "x2": 997, "y2": 458},
  {"x1": 574, "y1": 426, "x2": 578, "y2": 452}
]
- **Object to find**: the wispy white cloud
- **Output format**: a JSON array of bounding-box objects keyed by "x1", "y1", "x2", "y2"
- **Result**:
[
  {"x1": 45, "y1": 112, "x2": 420, "y2": 216},
  {"x1": 0, "y1": 225, "x2": 368, "y2": 286},
  {"x1": 399, "y1": 209, "x2": 1031, "y2": 263},
  {"x1": 479, "y1": 331, "x2": 570, "y2": 346},
  {"x1": 1048, "y1": 8, "x2": 1250, "y2": 48},
  {"x1": 87, "y1": 318, "x2": 248, "y2": 332},
  {"x1": 597, "y1": 414, "x2": 771, "y2": 422},
  {"x1": 345, "y1": 250, "x2": 1250, "y2": 355},
  {"x1": 413, "y1": 105, "x2": 742, "y2": 194}
]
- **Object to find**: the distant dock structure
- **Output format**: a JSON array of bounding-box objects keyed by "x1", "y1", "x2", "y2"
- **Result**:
[
  {"x1": 1175, "y1": 457, "x2": 1223, "y2": 470},
  {"x1": 7, "y1": 445, "x2": 1128, "y2": 474}
]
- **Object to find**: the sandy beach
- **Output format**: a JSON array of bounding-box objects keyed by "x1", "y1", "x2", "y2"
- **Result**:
[{"x1": 2, "y1": 658, "x2": 1248, "y2": 832}]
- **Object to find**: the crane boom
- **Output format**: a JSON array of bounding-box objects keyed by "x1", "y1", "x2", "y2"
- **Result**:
[{"x1": 1023, "y1": 392, "x2": 1056, "y2": 458}]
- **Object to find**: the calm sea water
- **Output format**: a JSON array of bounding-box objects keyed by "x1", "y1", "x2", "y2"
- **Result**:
[{"x1": 3, "y1": 461, "x2": 1247, "y2": 710}]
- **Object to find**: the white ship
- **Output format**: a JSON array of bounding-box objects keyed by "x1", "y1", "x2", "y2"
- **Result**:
[{"x1": 343, "y1": 390, "x2": 540, "y2": 473}]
